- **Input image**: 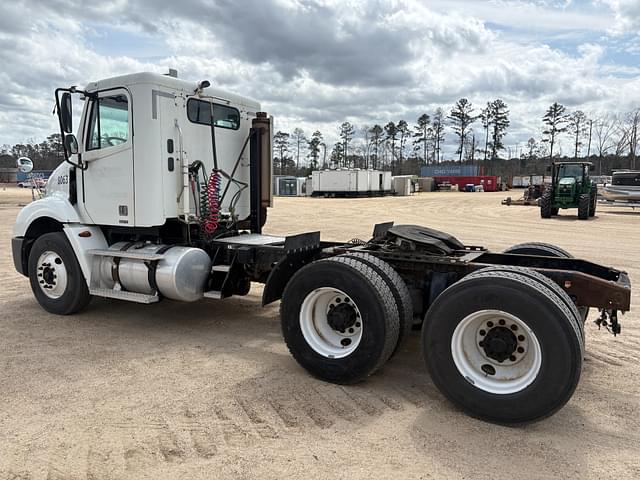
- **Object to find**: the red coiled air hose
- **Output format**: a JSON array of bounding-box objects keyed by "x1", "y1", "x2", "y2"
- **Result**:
[{"x1": 203, "y1": 171, "x2": 221, "y2": 235}]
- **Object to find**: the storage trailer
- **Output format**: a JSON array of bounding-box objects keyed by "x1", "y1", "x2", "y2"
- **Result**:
[
  {"x1": 11, "y1": 72, "x2": 632, "y2": 424},
  {"x1": 311, "y1": 169, "x2": 391, "y2": 197}
]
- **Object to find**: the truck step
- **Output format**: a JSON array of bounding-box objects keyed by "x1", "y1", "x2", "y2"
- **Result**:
[
  {"x1": 211, "y1": 264, "x2": 231, "y2": 272},
  {"x1": 88, "y1": 249, "x2": 165, "y2": 261},
  {"x1": 89, "y1": 288, "x2": 160, "y2": 304},
  {"x1": 203, "y1": 290, "x2": 223, "y2": 299}
]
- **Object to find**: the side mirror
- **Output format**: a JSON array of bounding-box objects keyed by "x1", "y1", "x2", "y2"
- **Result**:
[
  {"x1": 64, "y1": 134, "x2": 78, "y2": 155},
  {"x1": 60, "y1": 92, "x2": 73, "y2": 133},
  {"x1": 16, "y1": 157, "x2": 33, "y2": 173}
]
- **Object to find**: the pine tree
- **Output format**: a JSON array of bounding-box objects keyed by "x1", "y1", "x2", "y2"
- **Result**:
[
  {"x1": 488, "y1": 99, "x2": 510, "y2": 161},
  {"x1": 448, "y1": 98, "x2": 476, "y2": 162},
  {"x1": 432, "y1": 108, "x2": 445, "y2": 163},
  {"x1": 291, "y1": 127, "x2": 306, "y2": 171},
  {"x1": 369, "y1": 124, "x2": 384, "y2": 169},
  {"x1": 568, "y1": 110, "x2": 588, "y2": 160},
  {"x1": 307, "y1": 130, "x2": 323, "y2": 171},
  {"x1": 273, "y1": 131, "x2": 290, "y2": 175},
  {"x1": 542, "y1": 102, "x2": 568, "y2": 161},
  {"x1": 339, "y1": 122, "x2": 355, "y2": 167},
  {"x1": 412, "y1": 114, "x2": 430, "y2": 166}
]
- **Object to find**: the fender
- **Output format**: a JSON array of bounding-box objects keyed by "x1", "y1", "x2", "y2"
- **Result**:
[
  {"x1": 62, "y1": 225, "x2": 108, "y2": 285},
  {"x1": 13, "y1": 193, "x2": 82, "y2": 237}
]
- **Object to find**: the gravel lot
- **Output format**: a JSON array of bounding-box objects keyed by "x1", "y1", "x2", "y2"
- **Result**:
[{"x1": 1, "y1": 186, "x2": 638, "y2": 479}]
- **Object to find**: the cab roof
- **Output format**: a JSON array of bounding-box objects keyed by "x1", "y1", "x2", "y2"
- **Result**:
[{"x1": 83, "y1": 71, "x2": 260, "y2": 109}]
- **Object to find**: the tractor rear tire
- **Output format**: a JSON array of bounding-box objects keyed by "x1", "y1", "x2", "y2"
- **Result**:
[
  {"x1": 503, "y1": 242, "x2": 572, "y2": 258},
  {"x1": 422, "y1": 270, "x2": 583, "y2": 424},
  {"x1": 540, "y1": 193, "x2": 552, "y2": 218},
  {"x1": 340, "y1": 252, "x2": 413, "y2": 357},
  {"x1": 589, "y1": 186, "x2": 597, "y2": 217},
  {"x1": 578, "y1": 194, "x2": 590, "y2": 220},
  {"x1": 280, "y1": 256, "x2": 400, "y2": 384}
]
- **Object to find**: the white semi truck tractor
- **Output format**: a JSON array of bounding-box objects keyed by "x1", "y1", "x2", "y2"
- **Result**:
[{"x1": 12, "y1": 71, "x2": 631, "y2": 424}]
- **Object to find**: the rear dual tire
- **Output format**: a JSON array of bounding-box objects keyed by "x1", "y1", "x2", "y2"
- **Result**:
[
  {"x1": 422, "y1": 269, "x2": 583, "y2": 424},
  {"x1": 280, "y1": 256, "x2": 400, "y2": 384}
]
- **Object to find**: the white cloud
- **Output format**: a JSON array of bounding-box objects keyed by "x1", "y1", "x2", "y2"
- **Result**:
[{"x1": 0, "y1": 0, "x2": 638, "y2": 160}]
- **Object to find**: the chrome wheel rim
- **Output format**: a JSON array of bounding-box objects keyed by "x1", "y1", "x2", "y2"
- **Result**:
[
  {"x1": 36, "y1": 251, "x2": 68, "y2": 299},
  {"x1": 451, "y1": 309, "x2": 542, "y2": 394},
  {"x1": 299, "y1": 287, "x2": 363, "y2": 358}
]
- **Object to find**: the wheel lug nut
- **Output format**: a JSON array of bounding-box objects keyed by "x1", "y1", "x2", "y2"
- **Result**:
[
  {"x1": 517, "y1": 347, "x2": 524, "y2": 353},
  {"x1": 509, "y1": 355, "x2": 516, "y2": 361},
  {"x1": 499, "y1": 319, "x2": 505, "y2": 326},
  {"x1": 479, "y1": 329, "x2": 486, "y2": 336},
  {"x1": 355, "y1": 322, "x2": 361, "y2": 327},
  {"x1": 511, "y1": 324, "x2": 518, "y2": 331},
  {"x1": 487, "y1": 321, "x2": 494, "y2": 327},
  {"x1": 479, "y1": 341, "x2": 484, "y2": 347},
  {"x1": 518, "y1": 335, "x2": 525, "y2": 341},
  {"x1": 341, "y1": 338, "x2": 351, "y2": 346},
  {"x1": 348, "y1": 328, "x2": 354, "y2": 333}
]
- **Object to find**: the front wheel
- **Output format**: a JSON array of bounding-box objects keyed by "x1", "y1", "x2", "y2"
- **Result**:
[
  {"x1": 28, "y1": 232, "x2": 91, "y2": 315},
  {"x1": 422, "y1": 271, "x2": 583, "y2": 424}
]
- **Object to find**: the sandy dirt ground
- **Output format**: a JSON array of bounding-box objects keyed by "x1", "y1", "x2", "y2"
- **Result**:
[{"x1": 0, "y1": 185, "x2": 639, "y2": 479}]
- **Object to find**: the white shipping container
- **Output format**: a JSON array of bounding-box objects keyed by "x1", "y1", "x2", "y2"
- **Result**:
[
  {"x1": 311, "y1": 169, "x2": 392, "y2": 195},
  {"x1": 531, "y1": 175, "x2": 544, "y2": 185},
  {"x1": 512, "y1": 176, "x2": 523, "y2": 187},
  {"x1": 392, "y1": 176, "x2": 412, "y2": 196}
]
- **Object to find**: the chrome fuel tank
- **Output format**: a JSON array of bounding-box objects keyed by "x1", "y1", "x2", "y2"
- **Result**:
[{"x1": 98, "y1": 242, "x2": 211, "y2": 302}]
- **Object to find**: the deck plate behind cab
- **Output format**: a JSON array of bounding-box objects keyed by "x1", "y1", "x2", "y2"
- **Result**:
[{"x1": 387, "y1": 225, "x2": 465, "y2": 254}]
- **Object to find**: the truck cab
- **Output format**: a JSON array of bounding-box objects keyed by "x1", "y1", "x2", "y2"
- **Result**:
[{"x1": 13, "y1": 71, "x2": 273, "y2": 309}]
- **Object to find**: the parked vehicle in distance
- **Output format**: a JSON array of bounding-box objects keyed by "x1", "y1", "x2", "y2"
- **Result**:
[{"x1": 540, "y1": 162, "x2": 597, "y2": 220}]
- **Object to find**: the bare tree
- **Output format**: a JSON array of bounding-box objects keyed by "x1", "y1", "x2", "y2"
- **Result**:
[
  {"x1": 593, "y1": 114, "x2": 618, "y2": 175},
  {"x1": 624, "y1": 109, "x2": 640, "y2": 169}
]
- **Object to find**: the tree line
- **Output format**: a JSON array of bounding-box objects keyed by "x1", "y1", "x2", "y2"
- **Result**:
[
  {"x1": 274, "y1": 101, "x2": 640, "y2": 178},
  {"x1": 1, "y1": 101, "x2": 638, "y2": 180}
]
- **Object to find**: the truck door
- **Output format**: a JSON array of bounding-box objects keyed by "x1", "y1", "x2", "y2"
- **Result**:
[{"x1": 81, "y1": 90, "x2": 135, "y2": 225}]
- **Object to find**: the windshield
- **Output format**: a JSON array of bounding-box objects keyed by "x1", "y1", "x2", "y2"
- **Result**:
[{"x1": 557, "y1": 164, "x2": 585, "y2": 179}]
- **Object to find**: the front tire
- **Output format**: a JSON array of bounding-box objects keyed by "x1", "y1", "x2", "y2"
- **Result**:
[
  {"x1": 28, "y1": 232, "x2": 91, "y2": 315},
  {"x1": 422, "y1": 271, "x2": 583, "y2": 424},
  {"x1": 281, "y1": 256, "x2": 400, "y2": 384}
]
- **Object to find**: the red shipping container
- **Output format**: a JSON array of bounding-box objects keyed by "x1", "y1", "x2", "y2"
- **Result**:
[{"x1": 433, "y1": 176, "x2": 499, "y2": 192}]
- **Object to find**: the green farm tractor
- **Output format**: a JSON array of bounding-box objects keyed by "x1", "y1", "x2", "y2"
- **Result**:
[{"x1": 540, "y1": 162, "x2": 597, "y2": 220}]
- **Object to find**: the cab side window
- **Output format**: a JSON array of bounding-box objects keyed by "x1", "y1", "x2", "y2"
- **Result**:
[{"x1": 86, "y1": 95, "x2": 129, "y2": 150}]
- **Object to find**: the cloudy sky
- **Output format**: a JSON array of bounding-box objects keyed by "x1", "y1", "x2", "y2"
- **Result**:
[{"x1": 2, "y1": 0, "x2": 640, "y2": 158}]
